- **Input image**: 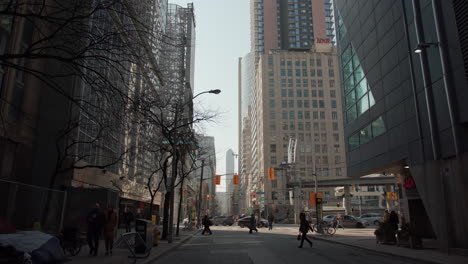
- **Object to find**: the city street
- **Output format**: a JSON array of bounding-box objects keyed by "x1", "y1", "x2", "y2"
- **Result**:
[{"x1": 156, "y1": 225, "x2": 427, "y2": 264}]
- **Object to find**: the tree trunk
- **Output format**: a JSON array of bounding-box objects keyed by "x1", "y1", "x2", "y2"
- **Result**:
[
  {"x1": 176, "y1": 176, "x2": 185, "y2": 236},
  {"x1": 161, "y1": 191, "x2": 171, "y2": 240},
  {"x1": 168, "y1": 151, "x2": 179, "y2": 243}
]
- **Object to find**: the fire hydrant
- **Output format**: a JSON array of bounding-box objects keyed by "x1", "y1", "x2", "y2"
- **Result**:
[{"x1": 153, "y1": 227, "x2": 160, "y2": 246}]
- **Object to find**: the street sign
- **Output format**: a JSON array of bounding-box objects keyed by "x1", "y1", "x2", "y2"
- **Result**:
[
  {"x1": 256, "y1": 192, "x2": 265, "y2": 194},
  {"x1": 260, "y1": 197, "x2": 265, "y2": 201}
]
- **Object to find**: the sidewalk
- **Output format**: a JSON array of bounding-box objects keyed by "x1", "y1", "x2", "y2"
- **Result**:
[
  {"x1": 311, "y1": 228, "x2": 468, "y2": 264},
  {"x1": 66, "y1": 227, "x2": 199, "y2": 264}
]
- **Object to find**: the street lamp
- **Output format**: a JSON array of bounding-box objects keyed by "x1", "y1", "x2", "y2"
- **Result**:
[
  {"x1": 192, "y1": 89, "x2": 221, "y2": 100},
  {"x1": 414, "y1": 42, "x2": 438, "y2": 53}
]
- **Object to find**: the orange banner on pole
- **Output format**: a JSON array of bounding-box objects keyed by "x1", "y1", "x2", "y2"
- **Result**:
[
  {"x1": 310, "y1": 192, "x2": 316, "y2": 206},
  {"x1": 232, "y1": 174, "x2": 239, "y2": 185},
  {"x1": 214, "y1": 175, "x2": 221, "y2": 185},
  {"x1": 268, "y1": 168, "x2": 275, "y2": 180}
]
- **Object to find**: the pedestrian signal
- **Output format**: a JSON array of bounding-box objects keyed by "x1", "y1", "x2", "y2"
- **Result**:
[
  {"x1": 207, "y1": 194, "x2": 211, "y2": 200},
  {"x1": 310, "y1": 192, "x2": 316, "y2": 206},
  {"x1": 215, "y1": 175, "x2": 221, "y2": 185},
  {"x1": 268, "y1": 168, "x2": 275, "y2": 180},
  {"x1": 232, "y1": 174, "x2": 239, "y2": 185}
]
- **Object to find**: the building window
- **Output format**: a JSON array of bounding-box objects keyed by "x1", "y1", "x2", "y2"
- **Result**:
[
  {"x1": 282, "y1": 99, "x2": 287, "y2": 108},
  {"x1": 372, "y1": 116, "x2": 386, "y2": 137},
  {"x1": 282, "y1": 110, "x2": 288, "y2": 119},
  {"x1": 332, "y1": 122, "x2": 338, "y2": 131},
  {"x1": 331, "y1": 100, "x2": 337, "y2": 108},
  {"x1": 332, "y1": 111, "x2": 338, "y2": 120},
  {"x1": 297, "y1": 100, "x2": 303, "y2": 108},
  {"x1": 328, "y1": 69, "x2": 334, "y2": 77},
  {"x1": 330, "y1": 80, "x2": 335, "y2": 87},
  {"x1": 330, "y1": 90, "x2": 336, "y2": 98},
  {"x1": 270, "y1": 110, "x2": 276, "y2": 119},
  {"x1": 342, "y1": 44, "x2": 375, "y2": 123},
  {"x1": 271, "y1": 156, "x2": 277, "y2": 165},
  {"x1": 271, "y1": 144, "x2": 277, "y2": 153},
  {"x1": 289, "y1": 100, "x2": 294, "y2": 108},
  {"x1": 269, "y1": 99, "x2": 275, "y2": 108},
  {"x1": 317, "y1": 69, "x2": 322, "y2": 77},
  {"x1": 289, "y1": 111, "x2": 295, "y2": 119}
]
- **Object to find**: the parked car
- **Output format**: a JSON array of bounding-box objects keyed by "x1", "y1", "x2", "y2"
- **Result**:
[
  {"x1": 237, "y1": 216, "x2": 269, "y2": 228},
  {"x1": 322, "y1": 214, "x2": 368, "y2": 228},
  {"x1": 322, "y1": 215, "x2": 337, "y2": 224},
  {"x1": 359, "y1": 213, "x2": 384, "y2": 225},
  {"x1": 212, "y1": 216, "x2": 235, "y2": 226}
]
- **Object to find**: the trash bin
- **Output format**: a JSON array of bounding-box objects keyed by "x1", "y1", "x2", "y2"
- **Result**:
[
  {"x1": 153, "y1": 227, "x2": 159, "y2": 246},
  {"x1": 135, "y1": 219, "x2": 155, "y2": 254}
]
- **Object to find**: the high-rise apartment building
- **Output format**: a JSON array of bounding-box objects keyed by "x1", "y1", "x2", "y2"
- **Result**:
[
  {"x1": 250, "y1": 0, "x2": 335, "y2": 55},
  {"x1": 240, "y1": 0, "x2": 344, "y2": 219},
  {"x1": 334, "y1": 0, "x2": 468, "y2": 251}
]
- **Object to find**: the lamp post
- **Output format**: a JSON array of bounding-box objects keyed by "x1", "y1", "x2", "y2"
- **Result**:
[{"x1": 168, "y1": 89, "x2": 220, "y2": 242}]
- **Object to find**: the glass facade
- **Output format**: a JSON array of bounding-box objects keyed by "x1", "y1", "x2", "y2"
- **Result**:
[
  {"x1": 341, "y1": 44, "x2": 375, "y2": 123},
  {"x1": 348, "y1": 116, "x2": 386, "y2": 149}
]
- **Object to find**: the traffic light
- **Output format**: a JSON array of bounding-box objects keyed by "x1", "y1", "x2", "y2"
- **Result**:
[
  {"x1": 252, "y1": 192, "x2": 257, "y2": 198},
  {"x1": 316, "y1": 192, "x2": 323, "y2": 203},
  {"x1": 214, "y1": 175, "x2": 221, "y2": 185},
  {"x1": 232, "y1": 174, "x2": 239, "y2": 185},
  {"x1": 310, "y1": 192, "x2": 316, "y2": 206},
  {"x1": 268, "y1": 168, "x2": 275, "y2": 180}
]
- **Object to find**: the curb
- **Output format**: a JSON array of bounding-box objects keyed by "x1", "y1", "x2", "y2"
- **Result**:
[
  {"x1": 141, "y1": 230, "x2": 200, "y2": 264},
  {"x1": 311, "y1": 235, "x2": 439, "y2": 264}
]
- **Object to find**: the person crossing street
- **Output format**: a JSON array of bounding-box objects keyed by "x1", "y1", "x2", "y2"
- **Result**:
[{"x1": 201, "y1": 215, "x2": 212, "y2": 235}]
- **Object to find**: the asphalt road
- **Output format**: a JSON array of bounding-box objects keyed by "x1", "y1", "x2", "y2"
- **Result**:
[{"x1": 155, "y1": 225, "x2": 429, "y2": 264}]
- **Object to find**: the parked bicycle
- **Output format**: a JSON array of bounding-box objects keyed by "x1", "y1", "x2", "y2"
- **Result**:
[
  {"x1": 57, "y1": 227, "x2": 83, "y2": 256},
  {"x1": 312, "y1": 221, "x2": 336, "y2": 235}
]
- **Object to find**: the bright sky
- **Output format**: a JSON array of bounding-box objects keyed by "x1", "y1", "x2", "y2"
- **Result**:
[{"x1": 170, "y1": 0, "x2": 250, "y2": 191}]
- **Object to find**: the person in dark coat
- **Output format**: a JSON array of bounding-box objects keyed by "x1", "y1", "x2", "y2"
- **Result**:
[
  {"x1": 249, "y1": 214, "x2": 258, "y2": 234},
  {"x1": 268, "y1": 213, "x2": 274, "y2": 230},
  {"x1": 201, "y1": 215, "x2": 212, "y2": 235},
  {"x1": 87, "y1": 203, "x2": 104, "y2": 256},
  {"x1": 389, "y1": 211, "x2": 399, "y2": 232},
  {"x1": 123, "y1": 207, "x2": 134, "y2": 232},
  {"x1": 298, "y1": 212, "x2": 313, "y2": 248}
]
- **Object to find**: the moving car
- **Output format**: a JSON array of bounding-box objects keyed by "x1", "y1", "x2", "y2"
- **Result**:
[
  {"x1": 359, "y1": 213, "x2": 384, "y2": 225},
  {"x1": 237, "y1": 216, "x2": 269, "y2": 228},
  {"x1": 212, "y1": 216, "x2": 235, "y2": 226}
]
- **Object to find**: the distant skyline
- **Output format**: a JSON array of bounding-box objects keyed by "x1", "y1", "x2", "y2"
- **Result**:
[{"x1": 171, "y1": 0, "x2": 249, "y2": 180}]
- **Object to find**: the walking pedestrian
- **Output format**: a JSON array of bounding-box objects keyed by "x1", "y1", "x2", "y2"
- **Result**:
[
  {"x1": 86, "y1": 203, "x2": 104, "y2": 256},
  {"x1": 268, "y1": 213, "x2": 274, "y2": 230},
  {"x1": 298, "y1": 213, "x2": 313, "y2": 248},
  {"x1": 123, "y1": 207, "x2": 134, "y2": 232},
  {"x1": 104, "y1": 205, "x2": 118, "y2": 256},
  {"x1": 249, "y1": 214, "x2": 258, "y2": 234},
  {"x1": 201, "y1": 215, "x2": 212, "y2": 235}
]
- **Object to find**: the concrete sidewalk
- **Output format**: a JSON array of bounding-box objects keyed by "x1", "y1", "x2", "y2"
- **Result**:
[
  {"x1": 311, "y1": 227, "x2": 468, "y2": 264},
  {"x1": 65, "y1": 227, "x2": 199, "y2": 264}
]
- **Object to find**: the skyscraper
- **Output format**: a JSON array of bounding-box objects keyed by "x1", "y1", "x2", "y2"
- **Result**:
[
  {"x1": 240, "y1": 0, "x2": 345, "y2": 220},
  {"x1": 334, "y1": 0, "x2": 468, "y2": 251}
]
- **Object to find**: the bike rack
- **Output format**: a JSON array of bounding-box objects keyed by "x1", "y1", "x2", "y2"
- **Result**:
[{"x1": 114, "y1": 232, "x2": 151, "y2": 264}]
